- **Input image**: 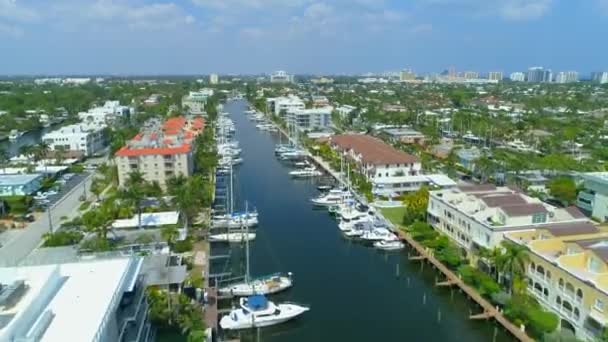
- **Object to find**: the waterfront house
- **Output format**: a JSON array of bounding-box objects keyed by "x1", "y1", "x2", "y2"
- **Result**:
[
  {"x1": 577, "y1": 172, "x2": 608, "y2": 222},
  {"x1": 505, "y1": 228, "x2": 608, "y2": 341},
  {"x1": 42, "y1": 123, "x2": 106, "y2": 157},
  {"x1": 427, "y1": 185, "x2": 591, "y2": 252},
  {"x1": 285, "y1": 107, "x2": 333, "y2": 132},
  {"x1": 266, "y1": 95, "x2": 305, "y2": 118},
  {"x1": 328, "y1": 134, "x2": 456, "y2": 196}
]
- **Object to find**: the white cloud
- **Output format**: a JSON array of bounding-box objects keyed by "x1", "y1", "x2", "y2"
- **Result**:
[
  {"x1": 0, "y1": 21, "x2": 24, "y2": 38},
  {"x1": 415, "y1": 0, "x2": 553, "y2": 20},
  {"x1": 84, "y1": 1, "x2": 194, "y2": 30},
  {"x1": 192, "y1": 0, "x2": 310, "y2": 10},
  {"x1": 0, "y1": 0, "x2": 39, "y2": 22}
]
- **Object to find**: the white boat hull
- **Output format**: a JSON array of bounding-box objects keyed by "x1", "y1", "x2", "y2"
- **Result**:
[
  {"x1": 220, "y1": 303, "x2": 309, "y2": 330},
  {"x1": 209, "y1": 233, "x2": 256, "y2": 242},
  {"x1": 219, "y1": 276, "x2": 293, "y2": 296}
]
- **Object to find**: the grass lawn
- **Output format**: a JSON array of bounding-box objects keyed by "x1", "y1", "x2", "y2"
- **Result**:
[{"x1": 380, "y1": 206, "x2": 407, "y2": 227}]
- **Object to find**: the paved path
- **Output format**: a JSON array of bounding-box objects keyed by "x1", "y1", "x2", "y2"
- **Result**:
[{"x1": 0, "y1": 173, "x2": 94, "y2": 266}]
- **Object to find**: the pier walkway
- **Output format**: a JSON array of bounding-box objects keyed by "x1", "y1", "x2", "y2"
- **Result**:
[{"x1": 397, "y1": 230, "x2": 533, "y2": 342}]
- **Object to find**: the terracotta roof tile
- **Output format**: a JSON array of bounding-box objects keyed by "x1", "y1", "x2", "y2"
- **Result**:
[{"x1": 330, "y1": 134, "x2": 418, "y2": 165}]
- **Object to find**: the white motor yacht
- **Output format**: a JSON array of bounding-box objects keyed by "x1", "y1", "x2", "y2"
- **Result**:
[
  {"x1": 8, "y1": 129, "x2": 22, "y2": 141},
  {"x1": 374, "y1": 240, "x2": 405, "y2": 251},
  {"x1": 220, "y1": 295, "x2": 309, "y2": 330},
  {"x1": 209, "y1": 232, "x2": 256, "y2": 242},
  {"x1": 219, "y1": 273, "x2": 293, "y2": 296},
  {"x1": 289, "y1": 167, "x2": 322, "y2": 178},
  {"x1": 211, "y1": 216, "x2": 258, "y2": 229},
  {"x1": 360, "y1": 228, "x2": 397, "y2": 242},
  {"x1": 311, "y1": 189, "x2": 352, "y2": 207}
]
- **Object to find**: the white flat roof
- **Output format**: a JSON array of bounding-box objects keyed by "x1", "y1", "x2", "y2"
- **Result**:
[
  {"x1": 425, "y1": 174, "x2": 458, "y2": 187},
  {"x1": 0, "y1": 258, "x2": 133, "y2": 342},
  {"x1": 112, "y1": 211, "x2": 180, "y2": 229}
]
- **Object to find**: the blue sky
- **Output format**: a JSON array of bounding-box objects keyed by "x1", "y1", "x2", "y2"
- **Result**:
[{"x1": 1, "y1": 0, "x2": 607, "y2": 75}]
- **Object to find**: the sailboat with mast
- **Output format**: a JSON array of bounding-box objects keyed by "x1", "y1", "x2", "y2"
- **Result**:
[{"x1": 218, "y1": 216, "x2": 293, "y2": 296}]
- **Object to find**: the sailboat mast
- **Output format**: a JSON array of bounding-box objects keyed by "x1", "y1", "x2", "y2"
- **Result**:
[
  {"x1": 229, "y1": 162, "x2": 234, "y2": 214},
  {"x1": 245, "y1": 201, "x2": 250, "y2": 283}
]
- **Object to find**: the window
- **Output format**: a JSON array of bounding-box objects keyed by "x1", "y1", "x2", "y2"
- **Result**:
[
  {"x1": 532, "y1": 213, "x2": 546, "y2": 224},
  {"x1": 576, "y1": 289, "x2": 583, "y2": 302},
  {"x1": 588, "y1": 256, "x2": 603, "y2": 273},
  {"x1": 595, "y1": 299, "x2": 605, "y2": 312}
]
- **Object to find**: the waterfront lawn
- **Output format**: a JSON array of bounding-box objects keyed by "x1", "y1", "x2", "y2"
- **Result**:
[{"x1": 380, "y1": 206, "x2": 407, "y2": 227}]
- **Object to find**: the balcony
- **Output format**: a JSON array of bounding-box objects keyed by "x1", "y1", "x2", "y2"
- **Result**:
[{"x1": 117, "y1": 281, "x2": 147, "y2": 342}]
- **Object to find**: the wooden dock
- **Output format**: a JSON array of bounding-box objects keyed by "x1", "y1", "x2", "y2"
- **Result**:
[
  {"x1": 204, "y1": 287, "x2": 219, "y2": 330},
  {"x1": 397, "y1": 230, "x2": 533, "y2": 342}
]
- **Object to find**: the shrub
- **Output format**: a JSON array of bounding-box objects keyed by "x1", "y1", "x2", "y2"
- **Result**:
[
  {"x1": 43, "y1": 231, "x2": 84, "y2": 247},
  {"x1": 457, "y1": 265, "x2": 501, "y2": 297},
  {"x1": 172, "y1": 238, "x2": 193, "y2": 253}
]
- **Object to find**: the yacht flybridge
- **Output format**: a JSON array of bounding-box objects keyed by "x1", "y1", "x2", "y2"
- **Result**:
[{"x1": 220, "y1": 295, "x2": 309, "y2": 330}]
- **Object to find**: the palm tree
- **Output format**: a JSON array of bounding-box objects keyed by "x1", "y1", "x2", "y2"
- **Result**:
[
  {"x1": 167, "y1": 175, "x2": 200, "y2": 230},
  {"x1": 90, "y1": 178, "x2": 106, "y2": 201},
  {"x1": 54, "y1": 146, "x2": 67, "y2": 166},
  {"x1": 495, "y1": 240, "x2": 530, "y2": 293},
  {"x1": 35, "y1": 141, "x2": 51, "y2": 174},
  {"x1": 123, "y1": 171, "x2": 146, "y2": 229},
  {"x1": 19, "y1": 144, "x2": 35, "y2": 165},
  {"x1": 161, "y1": 224, "x2": 179, "y2": 246}
]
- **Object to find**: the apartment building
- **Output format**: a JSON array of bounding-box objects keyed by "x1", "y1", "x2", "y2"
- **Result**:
[
  {"x1": 591, "y1": 72, "x2": 608, "y2": 84},
  {"x1": 43, "y1": 123, "x2": 106, "y2": 157},
  {"x1": 266, "y1": 95, "x2": 305, "y2": 118},
  {"x1": 78, "y1": 101, "x2": 131, "y2": 126},
  {"x1": 488, "y1": 72, "x2": 503, "y2": 81},
  {"x1": 0, "y1": 257, "x2": 152, "y2": 342},
  {"x1": 505, "y1": 228, "x2": 608, "y2": 341},
  {"x1": 427, "y1": 185, "x2": 590, "y2": 251},
  {"x1": 270, "y1": 70, "x2": 294, "y2": 83},
  {"x1": 555, "y1": 71, "x2": 579, "y2": 84},
  {"x1": 209, "y1": 73, "x2": 219, "y2": 85},
  {"x1": 510, "y1": 72, "x2": 526, "y2": 82},
  {"x1": 329, "y1": 134, "x2": 456, "y2": 196},
  {"x1": 115, "y1": 116, "x2": 204, "y2": 189},
  {"x1": 286, "y1": 107, "x2": 333, "y2": 132},
  {"x1": 577, "y1": 172, "x2": 608, "y2": 222},
  {"x1": 182, "y1": 89, "x2": 214, "y2": 115},
  {"x1": 311, "y1": 95, "x2": 330, "y2": 108}
]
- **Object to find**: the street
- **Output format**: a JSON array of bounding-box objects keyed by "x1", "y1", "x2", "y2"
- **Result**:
[{"x1": 0, "y1": 173, "x2": 94, "y2": 266}]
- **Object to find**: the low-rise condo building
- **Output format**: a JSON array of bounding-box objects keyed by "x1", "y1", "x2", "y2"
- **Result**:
[
  {"x1": 42, "y1": 123, "x2": 106, "y2": 157},
  {"x1": 328, "y1": 134, "x2": 456, "y2": 196},
  {"x1": 270, "y1": 70, "x2": 294, "y2": 83},
  {"x1": 286, "y1": 107, "x2": 333, "y2": 132},
  {"x1": 427, "y1": 185, "x2": 590, "y2": 251},
  {"x1": 266, "y1": 96, "x2": 305, "y2": 118},
  {"x1": 182, "y1": 89, "x2": 214, "y2": 115},
  {"x1": 506, "y1": 227, "x2": 608, "y2": 341},
  {"x1": 115, "y1": 116, "x2": 204, "y2": 189},
  {"x1": 0, "y1": 257, "x2": 151, "y2": 342},
  {"x1": 78, "y1": 101, "x2": 131, "y2": 126},
  {"x1": 577, "y1": 172, "x2": 608, "y2": 222}
]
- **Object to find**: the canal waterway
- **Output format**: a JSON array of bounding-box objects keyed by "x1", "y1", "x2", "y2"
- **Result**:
[
  {"x1": 0, "y1": 125, "x2": 59, "y2": 157},
  {"x1": 212, "y1": 100, "x2": 512, "y2": 342}
]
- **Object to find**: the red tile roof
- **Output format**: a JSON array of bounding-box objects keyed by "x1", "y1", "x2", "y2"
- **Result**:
[{"x1": 330, "y1": 134, "x2": 418, "y2": 165}]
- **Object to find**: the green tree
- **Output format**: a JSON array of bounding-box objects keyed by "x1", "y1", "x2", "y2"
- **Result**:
[
  {"x1": 402, "y1": 186, "x2": 430, "y2": 225},
  {"x1": 547, "y1": 177, "x2": 577, "y2": 205},
  {"x1": 496, "y1": 240, "x2": 529, "y2": 293},
  {"x1": 122, "y1": 171, "x2": 146, "y2": 229},
  {"x1": 90, "y1": 178, "x2": 106, "y2": 201}
]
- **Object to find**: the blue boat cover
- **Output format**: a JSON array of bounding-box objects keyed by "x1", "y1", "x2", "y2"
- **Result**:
[{"x1": 247, "y1": 295, "x2": 268, "y2": 310}]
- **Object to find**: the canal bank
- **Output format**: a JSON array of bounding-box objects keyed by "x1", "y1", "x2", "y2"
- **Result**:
[{"x1": 211, "y1": 100, "x2": 512, "y2": 342}]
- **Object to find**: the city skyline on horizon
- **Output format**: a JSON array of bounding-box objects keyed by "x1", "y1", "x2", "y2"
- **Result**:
[{"x1": 1, "y1": 0, "x2": 607, "y2": 75}]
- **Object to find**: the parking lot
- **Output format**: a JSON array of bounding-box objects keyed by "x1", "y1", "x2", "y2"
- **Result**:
[{"x1": 33, "y1": 172, "x2": 90, "y2": 209}]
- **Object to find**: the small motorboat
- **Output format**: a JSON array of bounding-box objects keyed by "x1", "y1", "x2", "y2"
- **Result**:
[
  {"x1": 317, "y1": 185, "x2": 333, "y2": 191},
  {"x1": 374, "y1": 240, "x2": 405, "y2": 251},
  {"x1": 220, "y1": 295, "x2": 309, "y2": 330}
]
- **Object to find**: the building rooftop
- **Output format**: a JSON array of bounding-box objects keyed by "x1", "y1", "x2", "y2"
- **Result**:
[
  {"x1": 112, "y1": 211, "x2": 180, "y2": 229},
  {"x1": 114, "y1": 116, "x2": 203, "y2": 157},
  {"x1": 0, "y1": 258, "x2": 140, "y2": 342},
  {"x1": 582, "y1": 172, "x2": 608, "y2": 184},
  {"x1": 330, "y1": 134, "x2": 419, "y2": 165},
  {"x1": 0, "y1": 174, "x2": 42, "y2": 186}
]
